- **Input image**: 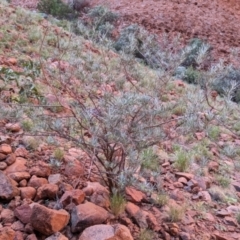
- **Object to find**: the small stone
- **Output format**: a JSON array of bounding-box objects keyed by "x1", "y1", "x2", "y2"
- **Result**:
[
  {"x1": 224, "y1": 216, "x2": 238, "y2": 226},
  {"x1": 178, "y1": 177, "x2": 188, "y2": 184},
  {"x1": 6, "y1": 123, "x2": 21, "y2": 132},
  {"x1": 0, "y1": 227, "x2": 15, "y2": 240},
  {"x1": 5, "y1": 153, "x2": 16, "y2": 166},
  {"x1": 28, "y1": 175, "x2": 48, "y2": 189},
  {"x1": 1, "y1": 209, "x2": 15, "y2": 224},
  {"x1": 4, "y1": 157, "x2": 27, "y2": 174},
  {"x1": 216, "y1": 209, "x2": 231, "y2": 217},
  {"x1": 208, "y1": 161, "x2": 219, "y2": 172},
  {"x1": 175, "y1": 172, "x2": 194, "y2": 180},
  {"x1": 8, "y1": 172, "x2": 31, "y2": 182},
  {"x1": 0, "y1": 153, "x2": 7, "y2": 161},
  {"x1": 14, "y1": 204, "x2": 32, "y2": 224},
  {"x1": 48, "y1": 174, "x2": 62, "y2": 185},
  {"x1": 0, "y1": 162, "x2": 7, "y2": 170},
  {"x1": 29, "y1": 161, "x2": 51, "y2": 178},
  {"x1": 20, "y1": 187, "x2": 36, "y2": 200},
  {"x1": 60, "y1": 189, "x2": 85, "y2": 208},
  {"x1": 173, "y1": 182, "x2": 183, "y2": 188},
  {"x1": 199, "y1": 191, "x2": 212, "y2": 202},
  {"x1": 45, "y1": 232, "x2": 68, "y2": 240},
  {"x1": 19, "y1": 179, "x2": 27, "y2": 187},
  {"x1": 11, "y1": 221, "x2": 24, "y2": 231},
  {"x1": 125, "y1": 187, "x2": 146, "y2": 203},
  {"x1": 14, "y1": 147, "x2": 28, "y2": 158},
  {"x1": 35, "y1": 184, "x2": 59, "y2": 201},
  {"x1": 0, "y1": 144, "x2": 12, "y2": 154},
  {"x1": 0, "y1": 171, "x2": 20, "y2": 200},
  {"x1": 71, "y1": 202, "x2": 109, "y2": 233}
]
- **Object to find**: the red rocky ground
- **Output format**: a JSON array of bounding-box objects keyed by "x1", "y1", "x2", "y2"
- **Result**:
[{"x1": 90, "y1": 0, "x2": 240, "y2": 65}]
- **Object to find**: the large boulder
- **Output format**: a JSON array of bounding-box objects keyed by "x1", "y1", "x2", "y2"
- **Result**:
[
  {"x1": 31, "y1": 203, "x2": 70, "y2": 235},
  {"x1": 0, "y1": 171, "x2": 20, "y2": 200},
  {"x1": 71, "y1": 202, "x2": 109, "y2": 233}
]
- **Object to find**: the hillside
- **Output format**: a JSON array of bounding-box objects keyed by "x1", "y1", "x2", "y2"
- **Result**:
[{"x1": 0, "y1": 1, "x2": 240, "y2": 240}]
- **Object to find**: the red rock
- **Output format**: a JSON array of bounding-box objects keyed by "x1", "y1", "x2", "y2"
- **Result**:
[
  {"x1": 90, "y1": 190, "x2": 110, "y2": 209},
  {"x1": 19, "y1": 179, "x2": 27, "y2": 187},
  {"x1": 31, "y1": 203, "x2": 70, "y2": 235},
  {"x1": 71, "y1": 202, "x2": 109, "y2": 233},
  {"x1": 29, "y1": 161, "x2": 51, "y2": 177},
  {"x1": 0, "y1": 227, "x2": 15, "y2": 240},
  {"x1": 28, "y1": 175, "x2": 48, "y2": 189},
  {"x1": 4, "y1": 157, "x2": 27, "y2": 174},
  {"x1": 203, "y1": 213, "x2": 215, "y2": 222},
  {"x1": 48, "y1": 174, "x2": 62, "y2": 185},
  {"x1": 0, "y1": 144, "x2": 12, "y2": 154},
  {"x1": 14, "y1": 204, "x2": 32, "y2": 224},
  {"x1": 208, "y1": 161, "x2": 219, "y2": 172},
  {"x1": 82, "y1": 182, "x2": 109, "y2": 196},
  {"x1": 125, "y1": 202, "x2": 148, "y2": 229},
  {"x1": 0, "y1": 171, "x2": 20, "y2": 200},
  {"x1": 64, "y1": 159, "x2": 84, "y2": 177},
  {"x1": 13, "y1": 231, "x2": 24, "y2": 240},
  {"x1": 199, "y1": 191, "x2": 212, "y2": 202},
  {"x1": 35, "y1": 184, "x2": 59, "y2": 200},
  {"x1": 19, "y1": 187, "x2": 36, "y2": 200},
  {"x1": 125, "y1": 187, "x2": 146, "y2": 203},
  {"x1": 5, "y1": 123, "x2": 21, "y2": 132},
  {"x1": 59, "y1": 189, "x2": 85, "y2": 208},
  {"x1": 175, "y1": 172, "x2": 194, "y2": 180},
  {"x1": 173, "y1": 182, "x2": 183, "y2": 188},
  {"x1": 224, "y1": 217, "x2": 238, "y2": 227},
  {"x1": 0, "y1": 162, "x2": 7, "y2": 170},
  {"x1": 5, "y1": 153, "x2": 16, "y2": 165},
  {"x1": 11, "y1": 221, "x2": 24, "y2": 231},
  {"x1": 216, "y1": 209, "x2": 231, "y2": 217},
  {"x1": 25, "y1": 234, "x2": 38, "y2": 240},
  {"x1": 14, "y1": 147, "x2": 28, "y2": 158},
  {"x1": 178, "y1": 177, "x2": 188, "y2": 184},
  {"x1": 1, "y1": 209, "x2": 15, "y2": 224},
  {"x1": 0, "y1": 153, "x2": 7, "y2": 161},
  {"x1": 45, "y1": 232, "x2": 68, "y2": 240},
  {"x1": 146, "y1": 212, "x2": 160, "y2": 231},
  {"x1": 8, "y1": 172, "x2": 30, "y2": 182}
]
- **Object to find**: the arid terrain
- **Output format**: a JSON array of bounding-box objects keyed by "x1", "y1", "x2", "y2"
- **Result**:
[{"x1": 1, "y1": 0, "x2": 240, "y2": 240}]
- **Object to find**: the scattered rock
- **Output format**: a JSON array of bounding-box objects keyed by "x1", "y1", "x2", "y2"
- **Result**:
[
  {"x1": 28, "y1": 175, "x2": 48, "y2": 189},
  {"x1": 5, "y1": 153, "x2": 16, "y2": 166},
  {"x1": 59, "y1": 189, "x2": 85, "y2": 208},
  {"x1": 4, "y1": 157, "x2": 27, "y2": 174},
  {"x1": 1, "y1": 209, "x2": 15, "y2": 224},
  {"x1": 175, "y1": 172, "x2": 194, "y2": 180},
  {"x1": 48, "y1": 174, "x2": 62, "y2": 185},
  {"x1": 125, "y1": 202, "x2": 148, "y2": 229},
  {"x1": 45, "y1": 232, "x2": 68, "y2": 240},
  {"x1": 90, "y1": 190, "x2": 110, "y2": 209},
  {"x1": 0, "y1": 162, "x2": 7, "y2": 170},
  {"x1": 82, "y1": 182, "x2": 109, "y2": 196},
  {"x1": 8, "y1": 172, "x2": 31, "y2": 182},
  {"x1": 0, "y1": 227, "x2": 15, "y2": 240},
  {"x1": 31, "y1": 203, "x2": 70, "y2": 235},
  {"x1": 0, "y1": 171, "x2": 20, "y2": 200},
  {"x1": 0, "y1": 144, "x2": 12, "y2": 154},
  {"x1": 0, "y1": 153, "x2": 7, "y2": 161},
  {"x1": 71, "y1": 202, "x2": 109, "y2": 233},
  {"x1": 29, "y1": 161, "x2": 51, "y2": 177},
  {"x1": 6, "y1": 123, "x2": 21, "y2": 132},
  {"x1": 35, "y1": 184, "x2": 59, "y2": 200},
  {"x1": 19, "y1": 187, "x2": 36, "y2": 200},
  {"x1": 64, "y1": 159, "x2": 84, "y2": 177},
  {"x1": 11, "y1": 221, "x2": 24, "y2": 231},
  {"x1": 79, "y1": 224, "x2": 133, "y2": 240},
  {"x1": 125, "y1": 187, "x2": 146, "y2": 203},
  {"x1": 14, "y1": 204, "x2": 32, "y2": 224},
  {"x1": 14, "y1": 147, "x2": 28, "y2": 158}
]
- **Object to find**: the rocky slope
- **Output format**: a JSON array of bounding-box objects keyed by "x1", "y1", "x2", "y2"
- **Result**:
[{"x1": 1, "y1": 1, "x2": 240, "y2": 240}]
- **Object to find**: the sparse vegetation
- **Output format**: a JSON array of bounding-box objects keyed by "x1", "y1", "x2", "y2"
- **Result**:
[
  {"x1": 53, "y1": 148, "x2": 64, "y2": 161},
  {"x1": 173, "y1": 148, "x2": 191, "y2": 172},
  {"x1": 138, "y1": 229, "x2": 155, "y2": 240},
  {"x1": 168, "y1": 205, "x2": 185, "y2": 222},
  {"x1": 154, "y1": 192, "x2": 169, "y2": 206},
  {"x1": 110, "y1": 191, "x2": 126, "y2": 217}
]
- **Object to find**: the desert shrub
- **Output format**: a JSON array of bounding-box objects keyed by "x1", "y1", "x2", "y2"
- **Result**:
[
  {"x1": 72, "y1": 6, "x2": 118, "y2": 41},
  {"x1": 37, "y1": 0, "x2": 77, "y2": 19},
  {"x1": 181, "y1": 38, "x2": 211, "y2": 68},
  {"x1": 138, "y1": 229, "x2": 155, "y2": 240},
  {"x1": 182, "y1": 66, "x2": 201, "y2": 84},
  {"x1": 114, "y1": 25, "x2": 182, "y2": 71},
  {"x1": 173, "y1": 148, "x2": 191, "y2": 171},
  {"x1": 140, "y1": 147, "x2": 159, "y2": 171},
  {"x1": 212, "y1": 66, "x2": 240, "y2": 102}
]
